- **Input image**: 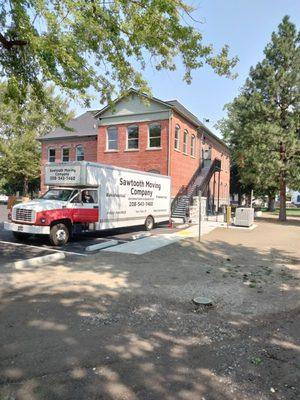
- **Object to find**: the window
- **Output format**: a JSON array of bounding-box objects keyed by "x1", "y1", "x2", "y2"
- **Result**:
[
  {"x1": 149, "y1": 123, "x2": 161, "y2": 148},
  {"x1": 81, "y1": 190, "x2": 98, "y2": 204},
  {"x1": 40, "y1": 189, "x2": 76, "y2": 201},
  {"x1": 127, "y1": 125, "x2": 139, "y2": 149},
  {"x1": 183, "y1": 130, "x2": 188, "y2": 154},
  {"x1": 76, "y1": 146, "x2": 84, "y2": 161},
  {"x1": 191, "y1": 135, "x2": 195, "y2": 157},
  {"x1": 62, "y1": 148, "x2": 70, "y2": 162},
  {"x1": 107, "y1": 126, "x2": 118, "y2": 150},
  {"x1": 174, "y1": 124, "x2": 180, "y2": 150},
  {"x1": 48, "y1": 148, "x2": 55, "y2": 163}
]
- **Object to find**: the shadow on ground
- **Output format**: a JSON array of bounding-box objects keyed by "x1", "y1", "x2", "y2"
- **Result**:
[{"x1": 0, "y1": 223, "x2": 299, "y2": 400}]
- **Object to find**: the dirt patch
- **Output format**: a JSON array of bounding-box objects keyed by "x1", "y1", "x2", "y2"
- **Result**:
[{"x1": 0, "y1": 220, "x2": 299, "y2": 400}]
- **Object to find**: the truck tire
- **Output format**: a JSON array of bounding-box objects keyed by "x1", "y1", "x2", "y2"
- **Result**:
[
  {"x1": 50, "y1": 223, "x2": 69, "y2": 246},
  {"x1": 144, "y1": 215, "x2": 154, "y2": 231},
  {"x1": 13, "y1": 232, "x2": 30, "y2": 241}
]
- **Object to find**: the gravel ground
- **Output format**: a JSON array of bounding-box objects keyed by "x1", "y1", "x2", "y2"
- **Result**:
[{"x1": 0, "y1": 217, "x2": 299, "y2": 400}]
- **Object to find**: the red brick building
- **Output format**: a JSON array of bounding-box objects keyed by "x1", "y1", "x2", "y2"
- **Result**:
[{"x1": 40, "y1": 89, "x2": 230, "y2": 217}]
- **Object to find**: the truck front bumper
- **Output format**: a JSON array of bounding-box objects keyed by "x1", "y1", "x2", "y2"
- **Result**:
[{"x1": 4, "y1": 222, "x2": 50, "y2": 235}]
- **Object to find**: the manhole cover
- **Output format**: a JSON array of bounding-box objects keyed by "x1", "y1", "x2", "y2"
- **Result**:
[{"x1": 192, "y1": 296, "x2": 213, "y2": 306}]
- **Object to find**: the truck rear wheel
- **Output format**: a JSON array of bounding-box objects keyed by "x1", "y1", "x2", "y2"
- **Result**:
[
  {"x1": 13, "y1": 232, "x2": 30, "y2": 241},
  {"x1": 50, "y1": 223, "x2": 69, "y2": 246},
  {"x1": 145, "y1": 215, "x2": 154, "y2": 231}
]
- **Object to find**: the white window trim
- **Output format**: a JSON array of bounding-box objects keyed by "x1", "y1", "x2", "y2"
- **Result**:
[
  {"x1": 106, "y1": 127, "x2": 118, "y2": 151},
  {"x1": 76, "y1": 145, "x2": 84, "y2": 161},
  {"x1": 148, "y1": 123, "x2": 162, "y2": 150},
  {"x1": 126, "y1": 125, "x2": 139, "y2": 151},
  {"x1": 191, "y1": 135, "x2": 196, "y2": 157},
  {"x1": 174, "y1": 124, "x2": 180, "y2": 151},
  {"x1": 48, "y1": 148, "x2": 56, "y2": 163},
  {"x1": 61, "y1": 147, "x2": 70, "y2": 163},
  {"x1": 183, "y1": 130, "x2": 188, "y2": 155}
]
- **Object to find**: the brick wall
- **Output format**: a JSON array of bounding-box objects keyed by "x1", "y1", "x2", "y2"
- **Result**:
[
  {"x1": 97, "y1": 120, "x2": 169, "y2": 175},
  {"x1": 203, "y1": 137, "x2": 230, "y2": 207},
  {"x1": 40, "y1": 137, "x2": 97, "y2": 192},
  {"x1": 169, "y1": 112, "x2": 201, "y2": 197},
  {"x1": 39, "y1": 117, "x2": 230, "y2": 205}
]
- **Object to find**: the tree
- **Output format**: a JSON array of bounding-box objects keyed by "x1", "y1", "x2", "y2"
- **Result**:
[
  {"x1": 218, "y1": 16, "x2": 300, "y2": 221},
  {"x1": 0, "y1": 84, "x2": 73, "y2": 195},
  {"x1": 0, "y1": 0, "x2": 237, "y2": 111}
]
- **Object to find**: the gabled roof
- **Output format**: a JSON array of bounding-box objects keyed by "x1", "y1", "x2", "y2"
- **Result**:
[
  {"x1": 39, "y1": 88, "x2": 228, "y2": 150},
  {"x1": 165, "y1": 99, "x2": 228, "y2": 149},
  {"x1": 39, "y1": 110, "x2": 100, "y2": 141}
]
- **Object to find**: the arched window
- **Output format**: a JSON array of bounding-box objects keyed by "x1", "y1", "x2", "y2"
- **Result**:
[
  {"x1": 107, "y1": 126, "x2": 118, "y2": 150},
  {"x1": 76, "y1": 145, "x2": 84, "y2": 161},
  {"x1": 174, "y1": 124, "x2": 180, "y2": 150},
  {"x1": 127, "y1": 125, "x2": 139, "y2": 149},
  {"x1": 191, "y1": 135, "x2": 196, "y2": 157},
  {"x1": 183, "y1": 130, "x2": 188, "y2": 154},
  {"x1": 148, "y1": 123, "x2": 161, "y2": 148}
]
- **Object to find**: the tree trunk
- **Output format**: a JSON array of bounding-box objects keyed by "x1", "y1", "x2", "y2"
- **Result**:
[
  {"x1": 267, "y1": 195, "x2": 276, "y2": 212},
  {"x1": 23, "y1": 177, "x2": 29, "y2": 196},
  {"x1": 279, "y1": 175, "x2": 286, "y2": 221}
]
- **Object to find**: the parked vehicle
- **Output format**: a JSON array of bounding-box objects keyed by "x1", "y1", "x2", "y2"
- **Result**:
[
  {"x1": 4, "y1": 161, "x2": 171, "y2": 245},
  {"x1": 0, "y1": 193, "x2": 8, "y2": 204},
  {"x1": 291, "y1": 191, "x2": 300, "y2": 208}
]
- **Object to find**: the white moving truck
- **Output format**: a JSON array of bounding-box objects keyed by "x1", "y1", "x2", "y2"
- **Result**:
[{"x1": 4, "y1": 162, "x2": 171, "y2": 245}]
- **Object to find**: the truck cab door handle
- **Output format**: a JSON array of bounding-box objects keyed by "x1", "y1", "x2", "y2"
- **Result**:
[{"x1": 93, "y1": 205, "x2": 99, "y2": 209}]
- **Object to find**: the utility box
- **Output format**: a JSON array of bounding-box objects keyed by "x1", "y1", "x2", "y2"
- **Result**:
[{"x1": 234, "y1": 207, "x2": 254, "y2": 227}]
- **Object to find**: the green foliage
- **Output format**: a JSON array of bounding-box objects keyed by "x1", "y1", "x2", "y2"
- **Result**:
[
  {"x1": 218, "y1": 16, "x2": 300, "y2": 220},
  {"x1": 0, "y1": 0, "x2": 237, "y2": 108},
  {"x1": 0, "y1": 83, "x2": 73, "y2": 195}
]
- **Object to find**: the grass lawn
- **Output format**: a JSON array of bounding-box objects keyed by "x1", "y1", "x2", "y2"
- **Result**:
[{"x1": 262, "y1": 208, "x2": 300, "y2": 216}]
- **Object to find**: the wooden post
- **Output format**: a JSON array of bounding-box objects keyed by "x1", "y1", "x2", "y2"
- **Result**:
[{"x1": 198, "y1": 190, "x2": 202, "y2": 242}]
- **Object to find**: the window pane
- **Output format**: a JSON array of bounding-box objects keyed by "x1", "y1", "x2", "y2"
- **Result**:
[
  {"x1": 191, "y1": 136, "x2": 195, "y2": 156},
  {"x1": 149, "y1": 124, "x2": 161, "y2": 148},
  {"x1": 183, "y1": 131, "x2": 188, "y2": 153},
  {"x1": 48, "y1": 149, "x2": 55, "y2": 162},
  {"x1": 62, "y1": 148, "x2": 69, "y2": 162},
  {"x1": 127, "y1": 126, "x2": 139, "y2": 149},
  {"x1": 107, "y1": 127, "x2": 118, "y2": 150},
  {"x1": 76, "y1": 146, "x2": 84, "y2": 161},
  {"x1": 81, "y1": 190, "x2": 98, "y2": 204},
  {"x1": 175, "y1": 125, "x2": 180, "y2": 150}
]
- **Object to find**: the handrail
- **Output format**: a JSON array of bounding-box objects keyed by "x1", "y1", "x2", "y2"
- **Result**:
[
  {"x1": 190, "y1": 158, "x2": 221, "y2": 199},
  {"x1": 171, "y1": 185, "x2": 187, "y2": 214},
  {"x1": 171, "y1": 158, "x2": 221, "y2": 214}
]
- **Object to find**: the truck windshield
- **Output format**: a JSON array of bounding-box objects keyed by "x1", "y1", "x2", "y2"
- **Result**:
[{"x1": 40, "y1": 189, "x2": 76, "y2": 201}]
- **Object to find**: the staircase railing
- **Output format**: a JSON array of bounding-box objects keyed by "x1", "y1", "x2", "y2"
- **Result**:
[
  {"x1": 171, "y1": 158, "x2": 221, "y2": 216},
  {"x1": 171, "y1": 185, "x2": 187, "y2": 215},
  {"x1": 190, "y1": 158, "x2": 221, "y2": 199}
]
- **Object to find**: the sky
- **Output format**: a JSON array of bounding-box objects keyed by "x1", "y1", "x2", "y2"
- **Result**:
[{"x1": 71, "y1": 0, "x2": 300, "y2": 137}]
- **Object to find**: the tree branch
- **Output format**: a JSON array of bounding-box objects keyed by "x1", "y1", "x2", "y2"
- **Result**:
[{"x1": 0, "y1": 33, "x2": 28, "y2": 50}]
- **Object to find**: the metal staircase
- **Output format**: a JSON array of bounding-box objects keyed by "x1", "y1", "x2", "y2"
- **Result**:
[{"x1": 171, "y1": 159, "x2": 221, "y2": 220}]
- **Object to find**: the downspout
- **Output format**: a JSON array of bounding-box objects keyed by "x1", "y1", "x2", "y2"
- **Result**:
[{"x1": 167, "y1": 110, "x2": 173, "y2": 177}]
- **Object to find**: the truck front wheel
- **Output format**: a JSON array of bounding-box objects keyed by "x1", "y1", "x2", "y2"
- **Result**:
[
  {"x1": 50, "y1": 223, "x2": 69, "y2": 246},
  {"x1": 144, "y1": 215, "x2": 154, "y2": 231}
]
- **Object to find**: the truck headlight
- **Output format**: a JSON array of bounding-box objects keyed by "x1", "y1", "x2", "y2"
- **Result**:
[{"x1": 40, "y1": 218, "x2": 46, "y2": 224}]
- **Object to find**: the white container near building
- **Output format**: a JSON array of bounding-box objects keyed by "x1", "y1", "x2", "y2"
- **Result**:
[{"x1": 234, "y1": 207, "x2": 254, "y2": 227}]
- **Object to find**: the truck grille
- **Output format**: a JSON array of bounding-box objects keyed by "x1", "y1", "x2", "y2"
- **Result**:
[{"x1": 13, "y1": 208, "x2": 35, "y2": 223}]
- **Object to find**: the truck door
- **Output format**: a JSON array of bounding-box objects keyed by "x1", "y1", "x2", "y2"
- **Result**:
[{"x1": 69, "y1": 189, "x2": 99, "y2": 223}]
